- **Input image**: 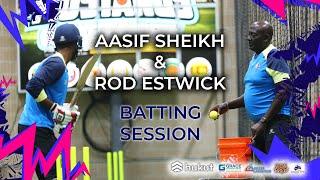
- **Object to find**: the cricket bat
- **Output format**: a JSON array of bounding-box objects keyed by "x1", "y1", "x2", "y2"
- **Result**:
[
  {"x1": 58, "y1": 54, "x2": 101, "y2": 134},
  {"x1": 70, "y1": 54, "x2": 100, "y2": 107}
]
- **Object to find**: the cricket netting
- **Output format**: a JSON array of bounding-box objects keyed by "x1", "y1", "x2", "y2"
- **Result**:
[{"x1": 235, "y1": 0, "x2": 320, "y2": 162}]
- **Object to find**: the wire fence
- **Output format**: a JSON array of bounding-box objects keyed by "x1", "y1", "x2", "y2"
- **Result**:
[{"x1": 235, "y1": 0, "x2": 320, "y2": 162}]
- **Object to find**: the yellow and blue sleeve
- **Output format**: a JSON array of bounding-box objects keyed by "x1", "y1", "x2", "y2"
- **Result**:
[
  {"x1": 266, "y1": 52, "x2": 290, "y2": 84},
  {"x1": 266, "y1": 68, "x2": 290, "y2": 84},
  {"x1": 26, "y1": 57, "x2": 65, "y2": 100}
]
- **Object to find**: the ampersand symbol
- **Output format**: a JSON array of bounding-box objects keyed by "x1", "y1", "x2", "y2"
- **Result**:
[{"x1": 154, "y1": 55, "x2": 166, "y2": 69}]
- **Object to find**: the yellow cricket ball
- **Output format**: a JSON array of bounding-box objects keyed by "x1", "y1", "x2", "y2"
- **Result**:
[{"x1": 209, "y1": 111, "x2": 219, "y2": 120}]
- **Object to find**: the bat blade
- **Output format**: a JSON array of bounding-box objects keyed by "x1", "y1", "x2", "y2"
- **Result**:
[{"x1": 70, "y1": 54, "x2": 100, "y2": 106}]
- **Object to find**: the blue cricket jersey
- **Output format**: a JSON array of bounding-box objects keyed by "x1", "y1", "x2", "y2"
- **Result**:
[
  {"x1": 19, "y1": 53, "x2": 68, "y2": 129},
  {"x1": 244, "y1": 44, "x2": 291, "y2": 122}
]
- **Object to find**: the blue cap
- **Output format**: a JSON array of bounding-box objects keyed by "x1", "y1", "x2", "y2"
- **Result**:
[{"x1": 53, "y1": 24, "x2": 82, "y2": 48}]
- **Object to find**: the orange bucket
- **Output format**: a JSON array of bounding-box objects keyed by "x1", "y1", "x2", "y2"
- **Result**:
[{"x1": 217, "y1": 137, "x2": 252, "y2": 179}]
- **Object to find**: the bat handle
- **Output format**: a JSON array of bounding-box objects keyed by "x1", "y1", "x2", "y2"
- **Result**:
[
  {"x1": 59, "y1": 128, "x2": 64, "y2": 134},
  {"x1": 70, "y1": 91, "x2": 79, "y2": 107}
]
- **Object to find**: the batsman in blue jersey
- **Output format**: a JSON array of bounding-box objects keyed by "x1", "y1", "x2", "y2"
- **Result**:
[
  {"x1": 19, "y1": 24, "x2": 82, "y2": 180},
  {"x1": 210, "y1": 21, "x2": 299, "y2": 158}
]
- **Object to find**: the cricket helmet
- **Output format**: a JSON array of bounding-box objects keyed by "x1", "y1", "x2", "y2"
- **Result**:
[{"x1": 53, "y1": 23, "x2": 82, "y2": 49}]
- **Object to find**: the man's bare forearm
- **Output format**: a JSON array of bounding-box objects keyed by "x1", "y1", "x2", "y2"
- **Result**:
[
  {"x1": 262, "y1": 96, "x2": 286, "y2": 123},
  {"x1": 261, "y1": 93, "x2": 288, "y2": 123},
  {"x1": 39, "y1": 98, "x2": 54, "y2": 110},
  {"x1": 261, "y1": 81, "x2": 291, "y2": 123},
  {"x1": 227, "y1": 95, "x2": 245, "y2": 109}
]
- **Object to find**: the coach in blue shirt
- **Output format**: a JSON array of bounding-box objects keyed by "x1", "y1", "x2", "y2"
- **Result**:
[{"x1": 211, "y1": 21, "x2": 296, "y2": 155}]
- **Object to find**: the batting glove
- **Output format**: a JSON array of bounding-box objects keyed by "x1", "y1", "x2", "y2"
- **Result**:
[{"x1": 50, "y1": 103, "x2": 80, "y2": 128}]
